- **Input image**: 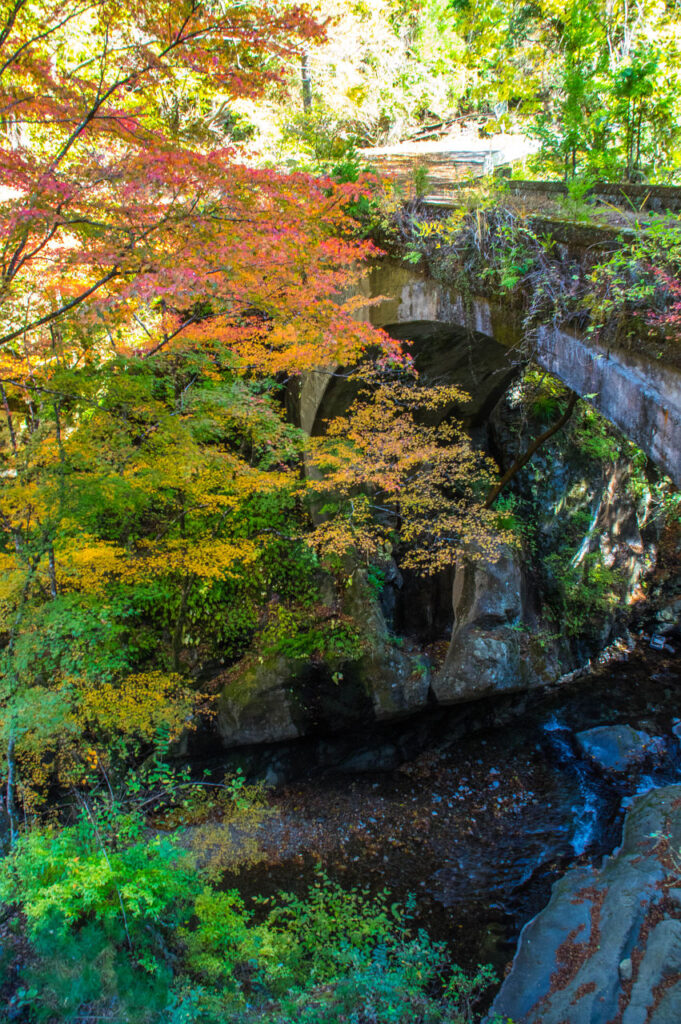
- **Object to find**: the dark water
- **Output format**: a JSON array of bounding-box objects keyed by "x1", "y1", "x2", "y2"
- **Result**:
[{"x1": 224, "y1": 639, "x2": 681, "y2": 989}]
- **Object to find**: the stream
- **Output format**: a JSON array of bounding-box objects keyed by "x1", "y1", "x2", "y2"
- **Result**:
[{"x1": 214, "y1": 637, "x2": 681, "y2": 1000}]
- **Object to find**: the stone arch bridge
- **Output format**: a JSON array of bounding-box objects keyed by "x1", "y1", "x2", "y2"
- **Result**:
[{"x1": 300, "y1": 261, "x2": 681, "y2": 487}]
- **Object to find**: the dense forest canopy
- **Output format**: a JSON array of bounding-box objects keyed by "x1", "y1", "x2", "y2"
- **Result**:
[
  {"x1": 235, "y1": 0, "x2": 681, "y2": 181},
  {"x1": 0, "y1": 0, "x2": 504, "y2": 828},
  {"x1": 1, "y1": 1, "x2": 681, "y2": 1022}
]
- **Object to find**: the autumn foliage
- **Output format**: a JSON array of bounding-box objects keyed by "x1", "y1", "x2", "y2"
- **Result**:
[{"x1": 0, "y1": 0, "x2": 495, "y2": 816}]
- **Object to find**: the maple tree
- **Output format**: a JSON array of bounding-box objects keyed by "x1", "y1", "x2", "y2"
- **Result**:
[
  {"x1": 307, "y1": 376, "x2": 499, "y2": 574},
  {"x1": 0, "y1": 0, "x2": 497, "y2": 832},
  {"x1": 0, "y1": 0, "x2": 366, "y2": 819}
]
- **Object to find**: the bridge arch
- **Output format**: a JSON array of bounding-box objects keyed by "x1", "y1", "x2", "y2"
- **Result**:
[{"x1": 300, "y1": 261, "x2": 681, "y2": 486}]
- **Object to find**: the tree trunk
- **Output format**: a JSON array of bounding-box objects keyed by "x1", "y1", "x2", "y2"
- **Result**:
[
  {"x1": 172, "y1": 574, "x2": 195, "y2": 672},
  {"x1": 0, "y1": 384, "x2": 17, "y2": 455},
  {"x1": 484, "y1": 390, "x2": 578, "y2": 508},
  {"x1": 7, "y1": 729, "x2": 19, "y2": 848},
  {"x1": 301, "y1": 51, "x2": 312, "y2": 111},
  {"x1": 48, "y1": 545, "x2": 58, "y2": 599}
]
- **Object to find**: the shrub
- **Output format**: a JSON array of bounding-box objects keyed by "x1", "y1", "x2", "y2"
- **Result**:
[{"x1": 3, "y1": 816, "x2": 498, "y2": 1024}]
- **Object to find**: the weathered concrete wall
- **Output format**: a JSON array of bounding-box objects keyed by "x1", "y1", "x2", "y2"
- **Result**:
[
  {"x1": 298, "y1": 263, "x2": 519, "y2": 434},
  {"x1": 301, "y1": 261, "x2": 681, "y2": 486},
  {"x1": 506, "y1": 178, "x2": 681, "y2": 214},
  {"x1": 534, "y1": 324, "x2": 681, "y2": 486}
]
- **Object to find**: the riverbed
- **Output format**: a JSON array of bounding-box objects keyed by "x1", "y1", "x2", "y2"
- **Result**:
[{"x1": 216, "y1": 637, "x2": 681, "y2": 1005}]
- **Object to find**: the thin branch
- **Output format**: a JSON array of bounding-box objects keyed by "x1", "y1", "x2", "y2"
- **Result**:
[
  {"x1": 0, "y1": 3, "x2": 93, "y2": 78},
  {"x1": 0, "y1": 0, "x2": 28, "y2": 48},
  {"x1": 484, "y1": 390, "x2": 578, "y2": 508},
  {"x1": 0, "y1": 267, "x2": 119, "y2": 347}
]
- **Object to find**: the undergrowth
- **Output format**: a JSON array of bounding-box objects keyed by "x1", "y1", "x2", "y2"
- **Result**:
[
  {"x1": 0, "y1": 784, "x2": 505, "y2": 1024},
  {"x1": 374, "y1": 184, "x2": 681, "y2": 369}
]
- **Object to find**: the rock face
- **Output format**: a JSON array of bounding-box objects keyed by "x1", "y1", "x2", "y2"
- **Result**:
[
  {"x1": 431, "y1": 453, "x2": 653, "y2": 706},
  {"x1": 342, "y1": 569, "x2": 431, "y2": 722},
  {"x1": 489, "y1": 785, "x2": 681, "y2": 1024},
  {"x1": 575, "y1": 724, "x2": 663, "y2": 775},
  {"x1": 216, "y1": 571, "x2": 430, "y2": 748},
  {"x1": 432, "y1": 545, "x2": 554, "y2": 703},
  {"x1": 431, "y1": 394, "x2": 659, "y2": 707}
]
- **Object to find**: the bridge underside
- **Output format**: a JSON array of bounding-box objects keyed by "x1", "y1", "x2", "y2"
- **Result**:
[{"x1": 309, "y1": 320, "x2": 515, "y2": 438}]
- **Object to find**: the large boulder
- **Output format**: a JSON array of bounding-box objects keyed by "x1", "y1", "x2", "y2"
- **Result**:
[
  {"x1": 489, "y1": 785, "x2": 681, "y2": 1024},
  {"x1": 215, "y1": 571, "x2": 430, "y2": 749},
  {"x1": 216, "y1": 655, "x2": 303, "y2": 747},
  {"x1": 575, "y1": 724, "x2": 664, "y2": 775},
  {"x1": 432, "y1": 545, "x2": 555, "y2": 703}
]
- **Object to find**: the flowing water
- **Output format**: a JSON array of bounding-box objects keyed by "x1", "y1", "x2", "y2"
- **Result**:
[{"x1": 222, "y1": 639, "x2": 681, "y2": 992}]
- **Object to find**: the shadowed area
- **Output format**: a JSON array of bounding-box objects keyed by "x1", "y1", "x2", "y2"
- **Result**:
[{"x1": 311, "y1": 319, "x2": 516, "y2": 436}]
